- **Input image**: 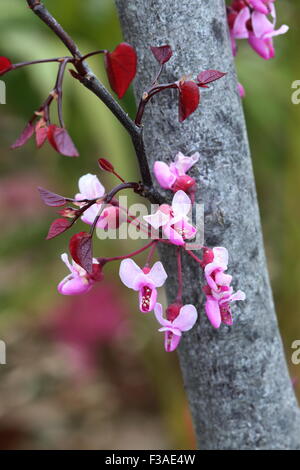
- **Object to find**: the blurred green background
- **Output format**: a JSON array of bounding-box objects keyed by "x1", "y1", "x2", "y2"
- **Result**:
[{"x1": 0, "y1": 0, "x2": 299, "y2": 450}]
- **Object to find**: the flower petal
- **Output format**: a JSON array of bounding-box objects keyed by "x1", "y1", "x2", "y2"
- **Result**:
[
  {"x1": 61, "y1": 253, "x2": 75, "y2": 274},
  {"x1": 143, "y1": 209, "x2": 170, "y2": 230},
  {"x1": 248, "y1": 34, "x2": 274, "y2": 59},
  {"x1": 233, "y1": 7, "x2": 251, "y2": 39},
  {"x1": 212, "y1": 247, "x2": 228, "y2": 268},
  {"x1": 139, "y1": 285, "x2": 157, "y2": 313},
  {"x1": 249, "y1": 0, "x2": 269, "y2": 15},
  {"x1": 164, "y1": 331, "x2": 181, "y2": 352},
  {"x1": 174, "y1": 152, "x2": 200, "y2": 175},
  {"x1": 205, "y1": 296, "x2": 222, "y2": 328},
  {"x1": 119, "y1": 258, "x2": 143, "y2": 289},
  {"x1": 163, "y1": 224, "x2": 185, "y2": 246},
  {"x1": 58, "y1": 276, "x2": 92, "y2": 295},
  {"x1": 252, "y1": 11, "x2": 274, "y2": 37},
  {"x1": 80, "y1": 203, "x2": 101, "y2": 226},
  {"x1": 173, "y1": 304, "x2": 198, "y2": 331},
  {"x1": 154, "y1": 302, "x2": 168, "y2": 326},
  {"x1": 148, "y1": 261, "x2": 168, "y2": 287},
  {"x1": 171, "y1": 190, "x2": 192, "y2": 218},
  {"x1": 77, "y1": 173, "x2": 105, "y2": 200},
  {"x1": 153, "y1": 161, "x2": 176, "y2": 189}
]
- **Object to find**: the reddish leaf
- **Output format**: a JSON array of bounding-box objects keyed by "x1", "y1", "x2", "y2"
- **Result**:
[
  {"x1": 150, "y1": 45, "x2": 172, "y2": 65},
  {"x1": 197, "y1": 70, "x2": 226, "y2": 86},
  {"x1": 11, "y1": 122, "x2": 35, "y2": 149},
  {"x1": 47, "y1": 125, "x2": 79, "y2": 157},
  {"x1": 0, "y1": 56, "x2": 12, "y2": 75},
  {"x1": 38, "y1": 187, "x2": 66, "y2": 207},
  {"x1": 104, "y1": 43, "x2": 137, "y2": 99},
  {"x1": 178, "y1": 81, "x2": 200, "y2": 122},
  {"x1": 69, "y1": 232, "x2": 93, "y2": 273},
  {"x1": 98, "y1": 158, "x2": 114, "y2": 173},
  {"x1": 35, "y1": 126, "x2": 48, "y2": 148},
  {"x1": 46, "y1": 218, "x2": 71, "y2": 240}
]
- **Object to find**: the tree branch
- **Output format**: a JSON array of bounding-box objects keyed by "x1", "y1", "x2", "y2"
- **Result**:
[{"x1": 26, "y1": 0, "x2": 154, "y2": 193}]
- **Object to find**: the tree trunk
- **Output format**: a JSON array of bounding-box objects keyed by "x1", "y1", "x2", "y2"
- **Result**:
[{"x1": 115, "y1": 0, "x2": 300, "y2": 449}]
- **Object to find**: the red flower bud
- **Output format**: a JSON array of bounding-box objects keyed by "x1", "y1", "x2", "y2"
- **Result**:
[
  {"x1": 172, "y1": 175, "x2": 196, "y2": 193},
  {"x1": 202, "y1": 247, "x2": 214, "y2": 266},
  {"x1": 166, "y1": 303, "x2": 182, "y2": 322}
]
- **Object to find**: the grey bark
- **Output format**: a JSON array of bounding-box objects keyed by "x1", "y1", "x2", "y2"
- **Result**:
[{"x1": 115, "y1": 0, "x2": 300, "y2": 449}]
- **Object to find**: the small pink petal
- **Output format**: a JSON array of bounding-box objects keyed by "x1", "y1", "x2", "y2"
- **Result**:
[
  {"x1": 248, "y1": 33, "x2": 274, "y2": 59},
  {"x1": 233, "y1": 7, "x2": 251, "y2": 39},
  {"x1": 238, "y1": 82, "x2": 245, "y2": 98},
  {"x1": 148, "y1": 261, "x2": 168, "y2": 287},
  {"x1": 172, "y1": 304, "x2": 198, "y2": 331},
  {"x1": 78, "y1": 173, "x2": 105, "y2": 200},
  {"x1": 174, "y1": 152, "x2": 200, "y2": 175},
  {"x1": 164, "y1": 331, "x2": 181, "y2": 352},
  {"x1": 119, "y1": 258, "x2": 142, "y2": 289},
  {"x1": 143, "y1": 209, "x2": 170, "y2": 230},
  {"x1": 212, "y1": 247, "x2": 228, "y2": 268},
  {"x1": 58, "y1": 276, "x2": 92, "y2": 295},
  {"x1": 205, "y1": 297, "x2": 222, "y2": 328},
  {"x1": 153, "y1": 161, "x2": 176, "y2": 189},
  {"x1": 80, "y1": 203, "x2": 101, "y2": 226},
  {"x1": 215, "y1": 271, "x2": 232, "y2": 286},
  {"x1": 171, "y1": 190, "x2": 192, "y2": 218},
  {"x1": 154, "y1": 302, "x2": 168, "y2": 327},
  {"x1": 249, "y1": 0, "x2": 269, "y2": 15},
  {"x1": 163, "y1": 224, "x2": 185, "y2": 246}
]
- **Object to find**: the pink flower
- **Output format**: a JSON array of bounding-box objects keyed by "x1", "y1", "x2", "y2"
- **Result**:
[
  {"x1": 154, "y1": 303, "x2": 198, "y2": 352},
  {"x1": 238, "y1": 82, "x2": 245, "y2": 98},
  {"x1": 75, "y1": 173, "x2": 124, "y2": 229},
  {"x1": 202, "y1": 247, "x2": 246, "y2": 328},
  {"x1": 153, "y1": 152, "x2": 199, "y2": 193},
  {"x1": 229, "y1": 3, "x2": 288, "y2": 60},
  {"x1": 119, "y1": 259, "x2": 167, "y2": 313},
  {"x1": 205, "y1": 290, "x2": 246, "y2": 328},
  {"x1": 248, "y1": 8, "x2": 288, "y2": 60},
  {"x1": 75, "y1": 173, "x2": 104, "y2": 225},
  {"x1": 58, "y1": 253, "x2": 102, "y2": 295},
  {"x1": 143, "y1": 190, "x2": 197, "y2": 246}
]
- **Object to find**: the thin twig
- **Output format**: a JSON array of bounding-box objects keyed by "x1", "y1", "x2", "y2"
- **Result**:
[{"x1": 26, "y1": 0, "x2": 155, "y2": 193}]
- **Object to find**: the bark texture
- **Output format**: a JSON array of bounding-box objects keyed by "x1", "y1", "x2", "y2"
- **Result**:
[{"x1": 115, "y1": 0, "x2": 300, "y2": 449}]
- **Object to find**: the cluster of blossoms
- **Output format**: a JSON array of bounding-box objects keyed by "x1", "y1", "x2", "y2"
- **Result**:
[
  {"x1": 55, "y1": 152, "x2": 245, "y2": 352},
  {"x1": 227, "y1": 0, "x2": 288, "y2": 96}
]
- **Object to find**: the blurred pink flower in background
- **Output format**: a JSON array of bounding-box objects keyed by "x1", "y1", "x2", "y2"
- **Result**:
[{"x1": 47, "y1": 282, "x2": 130, "y2": 374}]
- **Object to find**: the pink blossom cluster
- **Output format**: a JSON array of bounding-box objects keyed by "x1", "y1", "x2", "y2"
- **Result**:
[
  {"x1": 227, "y1": 0, "x2": 288, "y2": 96},
  {"x1": 56, "y1": 152, "x2": 245, "y2": 352}
]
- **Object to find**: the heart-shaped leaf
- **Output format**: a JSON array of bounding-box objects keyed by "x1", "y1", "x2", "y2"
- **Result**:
[
  {"x1": 35, "y1": 126, "x2": 48, "y2": 148},
  {"x1": 38, "y1": 187, "x2": 66, "y2": 207},
  {"x1": 47, "y1": 125, "x2": 79, "y2": 157},
  {"x1": 150, "y1": 45, "x2": 172, "y2": 65},
  {"x1": 46, "y1": 218, "x2": 71, "y2": 240},
  {"x1": 69, "y1": 231, "x2": 93, "y2": 273},
  {"x1": 178, "y1": 81, "x2": 200, "y2": 122},
  {"x1": 104, "y1": 43, "x2": 137, "y2": 99},
  {"x1": 11, "y1": 122, "x2": 35, "y2": 149},
  {"x1": 197, "y1": 70, "x2": 226, "y2": 86},
  {"x1": 0, "y1": 56, "x2": 12, "y2": 75}
]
